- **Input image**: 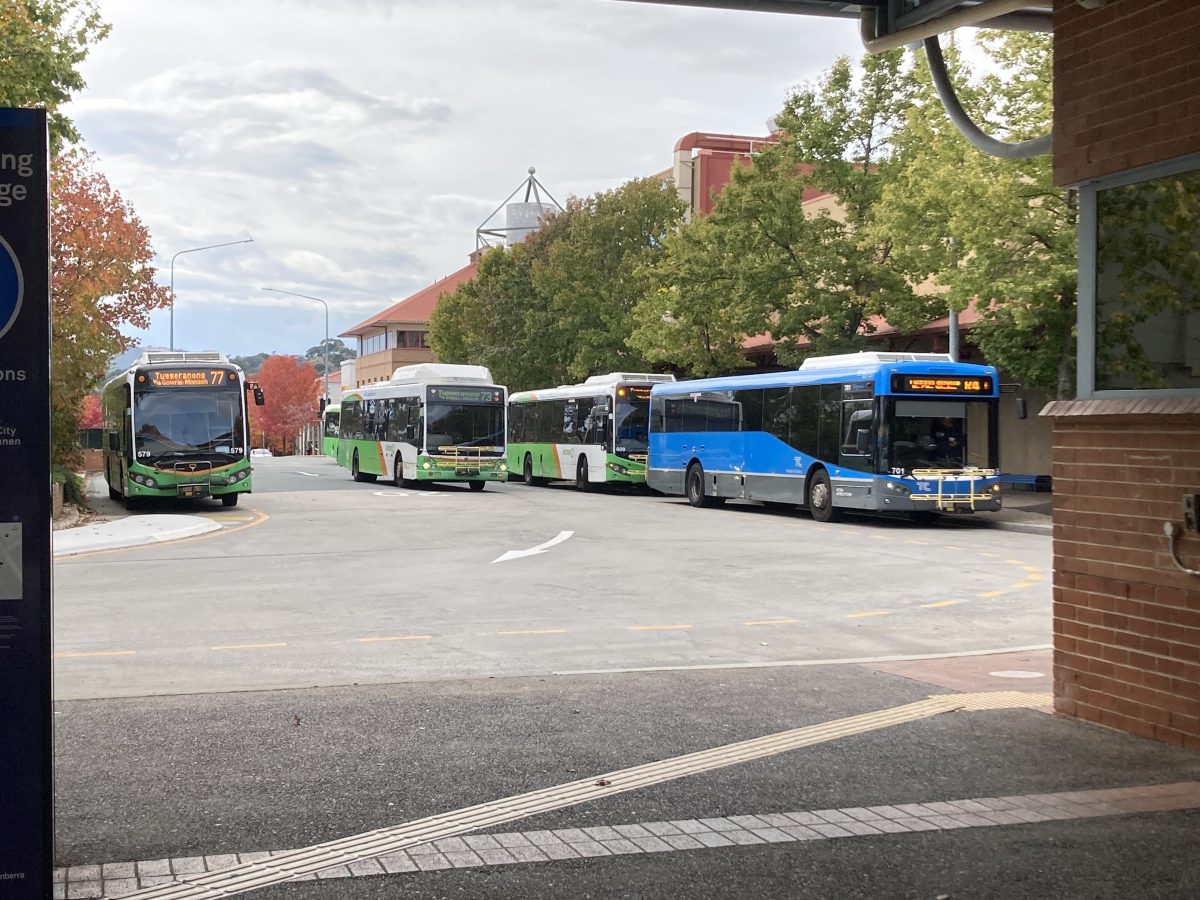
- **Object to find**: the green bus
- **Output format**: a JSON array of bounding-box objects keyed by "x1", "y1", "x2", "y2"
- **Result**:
[
  {"x1": 100, "y1": 351, "x2": 264, "y2": 508},
  {"x1": 321, "y1": 401, "x2": 340, "y2": 457},
  {"x1": 337, "y1": 363, "x2": 508, "y2": 490},
  {"x1": 507, "y1": 372, "x2": 676, "y2": 490}
]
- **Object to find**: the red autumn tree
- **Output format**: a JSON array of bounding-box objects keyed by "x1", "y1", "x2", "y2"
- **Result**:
[
  {"x1": 77, "y1": 394, "x2": 102, "y2": 429},
  {"x1": 51, "y1": 149, "x2": 171, "y2": 465},
  {"x1": 248, "y1": 355, "x2": 319, "y2": 453}
]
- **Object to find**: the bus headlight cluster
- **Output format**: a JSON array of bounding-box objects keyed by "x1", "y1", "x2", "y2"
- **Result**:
[
  {"x1": 883, "y1": 481, "x2": 910, "y2": 496},
  {"x1": 499, "y1": 462, "x2": 507, "y2": 472},
  {"x1": 607, "y1": 462, "x2": 629, "y2": 475},
  {"x1": 132, "y1": 474, "x2": 158, "y2": 488},
  {"x1": 422, "y1": 461, "x2": 432, "y2": 470}
]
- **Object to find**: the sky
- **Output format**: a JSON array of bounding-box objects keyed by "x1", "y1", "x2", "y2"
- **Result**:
[{"x1": 64, "y1": 0, "x2": 867, "y2": 359}]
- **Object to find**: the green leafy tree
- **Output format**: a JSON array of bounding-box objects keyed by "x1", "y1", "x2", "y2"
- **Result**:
[
  {"x1": 231, "y1": 352, "x2": 270, "y2": 375},
  {"x1": 430, "y1": 178, "x2": 682, "y2": 390},
  {"x1": 0, "y1": 0, "x2": 109, "y2": 152},
  {"x1": 303, "y1": 338, "x2": 356, "y2": 375},
  {"x1": 632, "y1": 51, "x2": 934, "y2": 373},
  {"x1": 875, "y1": 33, "x2": 1076, "y2": 397}
]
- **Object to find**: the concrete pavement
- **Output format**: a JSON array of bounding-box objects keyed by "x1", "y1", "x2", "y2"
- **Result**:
[{"x1": 52, "y1": 514, "x2": 220, "y2": 557}]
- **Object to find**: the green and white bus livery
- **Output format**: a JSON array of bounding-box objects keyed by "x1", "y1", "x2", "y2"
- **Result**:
[
  {"x1": 100, "y1": 351, "x2": 264, "y2": 508},
  {"x1": 321, "y1": 401, "x2": 340, "y2": 458},
  {"x1": 507, "y1": 372, "x2": 676, "y2": 490},
  {"x1": 337, "y1": 364, "x2": 508, "y2": 491}
]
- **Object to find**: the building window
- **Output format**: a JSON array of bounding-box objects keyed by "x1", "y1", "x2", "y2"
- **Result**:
[{"x1": 1080, "y1": 152, "x2": 1200, "y2": 397}]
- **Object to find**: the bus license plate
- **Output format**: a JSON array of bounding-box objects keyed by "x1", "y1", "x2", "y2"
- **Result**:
[
  {"x1": 178, "y1": 484, "x2": 206, "y2": 498},
  {"x1": 456, "y1": 468, "x2": 479, "y2": 476}
]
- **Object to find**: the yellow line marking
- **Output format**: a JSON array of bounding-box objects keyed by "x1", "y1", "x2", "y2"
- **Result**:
[
  {"x1": 979, "y1": 551, "x2": 998, "y2": 558},
  {"x1": 921, "y1": 600, "x2": 961, "y2": 609},
  {"x1": 1006, "y1": 559, "x2": 1025, "y2": 566},
  {"x1": 628, "y1": 624, "x2": 692, "y2": 631},
  {"x1": 54, "y1": 649, "x2": 136, "y2": 658},
  {"x1": 1011, "y1": 581, "x2": 1035, "y2": 590},
  {"x1": 497, "y1": 629, "x2": 568, "y2": 636},
  {"x1": 211, "y1": 642, "x2": 287, "y2": 651},
  {"x1": 357, "y1": 635, "x2": 433, "y2": 643},
  {"x1": 136, "y1": 692, "x2": 1053, "y2": 900},
  {"x1": 870, "y1": 534, "x2": 891, "y2": 541},
  {"x1": 977, "y1": 590, "x2": 1007, "y2": 598},
  {"x1": 846, "y1": 610, "x2": 891, "y2": 619},
  {"x1": 943, "y1": 545, "x2": 964, "y2": 551},
  {"x1": 905, "y1": 539, "x2": 930, "y2": 545},
  {"x1": 743, "y1": 618, "x2": 802, "y2": 626}
]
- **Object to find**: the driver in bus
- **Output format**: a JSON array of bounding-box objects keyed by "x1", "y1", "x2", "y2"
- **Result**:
[{"x1": 930, "y1": 416, "x2": 964, "y2": 464}]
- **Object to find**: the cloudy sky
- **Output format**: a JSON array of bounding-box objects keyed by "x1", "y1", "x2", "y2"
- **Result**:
[{"x1": 65, "y1": 0, "x2": 866, "y2": 358}]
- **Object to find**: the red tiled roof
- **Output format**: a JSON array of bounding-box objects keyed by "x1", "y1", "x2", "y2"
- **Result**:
[
  {"x1": 340, "y1": 260, "x2": 477, "y2": 336},
  {"x1": 742, "y1": 301, "x2": 984, "y2": 352}
]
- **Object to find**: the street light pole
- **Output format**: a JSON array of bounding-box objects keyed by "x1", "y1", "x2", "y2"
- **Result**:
[
  {"x1": 169, "y1": 238, "x2": 255, "y2": 351},
  {"x1": 261, "y1": 288, "x2": 332, "y2": 403}
]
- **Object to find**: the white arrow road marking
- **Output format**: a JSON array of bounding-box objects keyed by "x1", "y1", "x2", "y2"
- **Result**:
[
  {"x1": 372, "y1": 491, "x2": 446, "y2": 498},
  {"x1": 492, "y1": 530, "x2": 574, "y2": 564},
  {"x1": 295, "y1": 471, "x2": 321, "y2": 477}
]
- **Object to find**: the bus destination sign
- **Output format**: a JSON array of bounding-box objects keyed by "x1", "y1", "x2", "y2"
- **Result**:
[
  {"x1": 892, "y1": 374, "x2": 993, "y2": 395},
  {"x1": 429, "y1": 386, "x2": 502, "y2": 404},
  {"x1": 142, "y1": 369, "x2": 235, "y2": 389},
  {"x1": 618, "y1": 385, "x2": 653, "y2": 401}
]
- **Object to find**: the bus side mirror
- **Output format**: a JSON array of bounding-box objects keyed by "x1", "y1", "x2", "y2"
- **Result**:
[
  {"x1": 254, "y1": 387, "x2": 265, "y2": 406},
  {"x1": 855, "y1": 428, "x2": 871, "y2": 453},
  {"x1": 319, "y1": 397, "x2": 327, "y2": 413},
  {"x1": 108, "y1": 432, "x2": 119, "y2": 451},
  {"x1": 1015, "y1": 397, "x2": 1028, "y2": 420}
]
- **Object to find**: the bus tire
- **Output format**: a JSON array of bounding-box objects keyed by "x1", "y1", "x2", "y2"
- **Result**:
[
  {"x1": 523, "y1": 454, "x2": 536, "y2": 487},
  {"x1": 807, "y1": 468, "x2": 840, "y2": 523},
  {"x1": 393, "y1": 454, "x2": 404, "y2": 488},
  {"x1": 351, "y1": 451, "x2": 376, "y2": 483},
  {"x1": 469, "y1": 480, "x2": 486, "y2": 492},
  {"x1": 576, "y1": 456, "x2": 595, "y2": 492},
  {"x1": 221, "y1": 494, "x2": 239, "y2": 507},
  {"x1": 910, "y1": 510, "x2": 939, "y2": 526},
  {"x1": 108, "y1": 484, "x2": 120, "y2": 501},
  {"x1": 686, "y1": 462, "x2": 712, "y2": 508}
]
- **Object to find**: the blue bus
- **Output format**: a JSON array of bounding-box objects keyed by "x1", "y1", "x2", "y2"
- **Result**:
[{"x1": 647, "y1": 352, "x2": 1002, "y2": 523}]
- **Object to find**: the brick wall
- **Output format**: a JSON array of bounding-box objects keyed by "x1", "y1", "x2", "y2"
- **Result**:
[
  {"x1": 1053, "y1": 0, "x2": 1200, "y2": 186},
  {"x1": 1044, "y1": 400, "x2": 1200, "y2": 750}
]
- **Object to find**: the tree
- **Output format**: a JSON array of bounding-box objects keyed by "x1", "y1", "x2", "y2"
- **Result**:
[
  {"x1": 631, "y1": 51, "x2": 935, "y2": 373},
  {"x1": 0, "y1": 0, "x2": 110, "y2": 152},
  {"x1": 303, "y1": 338, "x2": 356, "y2": 376},
  {"x1": 51, "y1": 149, "x2": 171, "y2": 466},
  {"x1": 77, "y1": 394, "x2": 101, "y2": 429},
  {"x1": 231, "y1": 352, "x2": 270, "y2": 375},
  {"x1": 875, "y1": 34, "x2": 1076, "y2": 397},
  {"x1": 431, "y1": 177, "x2": 682, "y2": 390},
  {"x1": 248, "y1": 355, "x2": 319, "y2": 452}
]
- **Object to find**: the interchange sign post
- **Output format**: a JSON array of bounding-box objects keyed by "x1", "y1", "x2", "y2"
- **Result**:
[{"x1": 0, "y1": 108, "x2": 52, "y2": 900}]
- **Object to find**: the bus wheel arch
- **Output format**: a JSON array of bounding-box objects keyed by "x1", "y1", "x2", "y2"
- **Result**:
[
  {"x1": 576, "y1": 455, "x2": 594, "y2": 492},
  {"x1": 686, "y1": 459, "x2": 720, "y2": 508},
  {"x1": 806, "y1": 467, "x2": 840, "y2": 523}
]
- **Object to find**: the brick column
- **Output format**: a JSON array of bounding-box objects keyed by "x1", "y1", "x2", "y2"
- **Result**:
[{"x1": 1043, "y1": 399, "x2": 1200, "y2": 750}]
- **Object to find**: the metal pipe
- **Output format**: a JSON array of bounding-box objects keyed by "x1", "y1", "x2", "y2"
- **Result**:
[{"x1": 168, "y1": 238, "x2": 254, "y2": 351}]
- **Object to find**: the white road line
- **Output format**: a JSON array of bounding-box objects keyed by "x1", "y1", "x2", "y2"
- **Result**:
[
  {"x1": 492, "y1": 530, "x2": 575, "y2": 564},
  {"x1": 294, "y1": 471, "x2": 321, "y2": 477}
]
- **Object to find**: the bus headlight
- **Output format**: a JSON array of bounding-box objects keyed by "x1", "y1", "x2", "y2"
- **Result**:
[
  {"x1": 144, "y1": 477, "x2": 157, "y2": 488},
  {"x1": 422, "y1": 461, "x2": 431, "y2": 470},
  {"x1": 499, "y1": 463, "x2": 507, "y2": 472},
  {"x1": 883, "y1": 481, "x2": 910, "y2": 496}
]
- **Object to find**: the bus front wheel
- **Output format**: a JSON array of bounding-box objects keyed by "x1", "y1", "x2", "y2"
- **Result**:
[
  {"x1": 576, "y1": 457, "x2": 595, "y2": 492},
  {"x1": 807, "y1": 469, "x2": 840, "y2": 523},
  {"x1": 352, "y1": 451, "x2": 376, "y2": 483},
  {"x1": 523, "y1": 454, "x2": 536, "y2": 487},
  {"x1": 469, "y1": 480, "x2": 486, "y2": 492},
  {"x1": 221, "y1": 494, "x2": 239, "y2": 507}
]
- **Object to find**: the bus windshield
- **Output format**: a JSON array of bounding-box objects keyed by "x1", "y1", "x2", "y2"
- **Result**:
[
  {"x1": 425, "y1": 402, "x2": 505, "y2": 453},
  {"x1": 883, "y1": 397, "x2": 995, "y2": 474},
  {"x1": 134, "y1": 390, "x2": 245, "y2": 461},
  {"x1": 613, "y1": 396, "x2": 650, "y2": 458},
  {"x1": 323, "y1": 411, "x2": 340, "y2": 437}
]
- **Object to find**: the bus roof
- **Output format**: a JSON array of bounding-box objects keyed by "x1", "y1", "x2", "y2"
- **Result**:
[
  {"x1": 389, "y1": 363, "x2": 495, "y2": 385},
  {"x1": 134, "y1": 351, "x2": 232, "y2": 367},
  {"x1": 650, "y1": 353, "x2": 998, "y2": 396},
  {"x1": 510, "y1": 372, "x2": 675, "y2": 404}
]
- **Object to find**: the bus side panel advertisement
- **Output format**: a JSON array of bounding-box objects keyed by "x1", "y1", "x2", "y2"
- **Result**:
[{"x1": 0, "y1": 108, "x2": 53, "y2": 900}]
